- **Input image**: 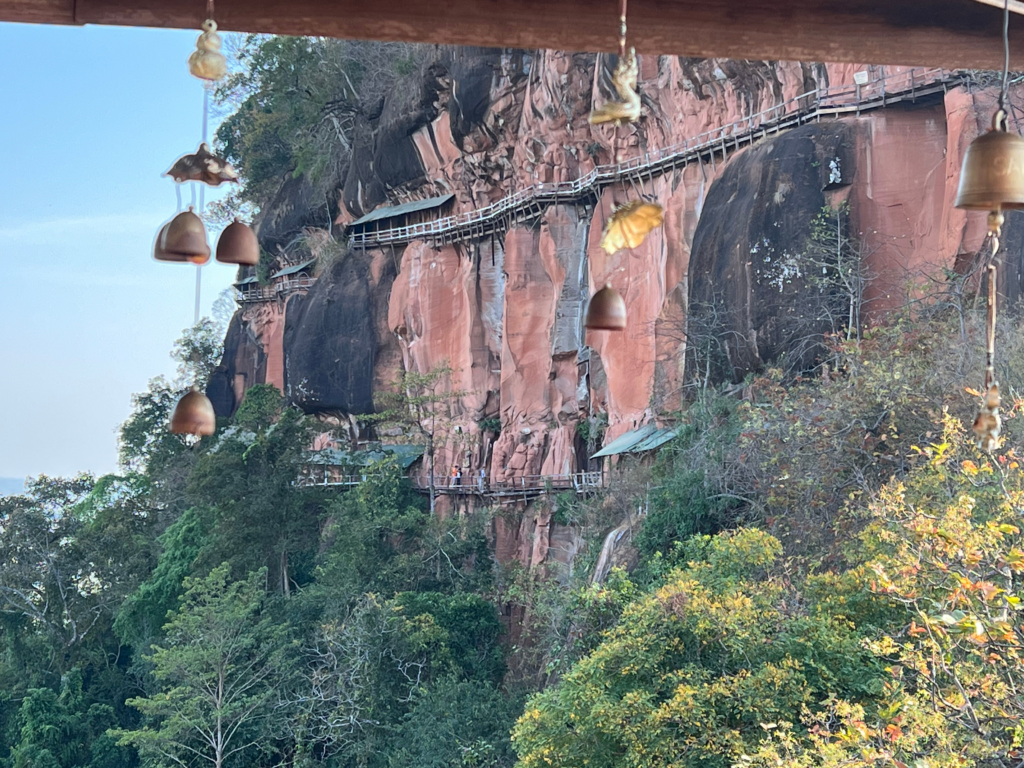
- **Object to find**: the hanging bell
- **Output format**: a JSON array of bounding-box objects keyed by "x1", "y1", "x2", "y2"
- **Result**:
[
  {"x1": 161, "y1": 207, "x2": 211, "y2": 265},
  {"x1": 956, "y1": 110, "x2": 1024, "y2": 211},
  {"x1": 153, "y1": 221, "x2": 191, "y2": 263},
  {"x1": 170, "y1": 387, "x2": 217, "y2": 436},
  {"x1": 216, "y1": 219, "x2": 260, "y2": 265},
  {"x1": 585, "y1": 283, "x2": 627, "y2": 331}
]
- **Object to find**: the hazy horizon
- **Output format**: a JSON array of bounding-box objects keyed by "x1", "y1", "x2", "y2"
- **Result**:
[{"x1": 0, "y1": 22, "x2": 238, "y2": 480}]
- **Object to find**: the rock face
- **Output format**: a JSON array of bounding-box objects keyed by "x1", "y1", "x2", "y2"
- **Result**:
[
  {"x1": 212, "y1": 48, "x2": 1024, "y2": 571},
  {"x1": 688, "y1": 122, "x2": 856, "y2": 381},
  {"x1": 284, "y1": 253, "x2": 379, "y2": 415}
]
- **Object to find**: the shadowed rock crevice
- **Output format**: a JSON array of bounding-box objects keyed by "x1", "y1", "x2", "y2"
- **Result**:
[
  {"x1": 208, "y1": 312, "x2": 267, "y2": 418},
  {"x1": 283, "y1": 254, "x2": 378, "y2": 415}
]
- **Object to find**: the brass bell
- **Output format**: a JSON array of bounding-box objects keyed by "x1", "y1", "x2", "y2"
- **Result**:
[
  {"x1": 153, "y1": 222, "x2": 190, "y2": 263},
  {"x1": 955, "y1": 110, "x2": 1024, "y2": 211},
  {"x1": 170, "y1": 387, "x2": 216, "y2": 436},
  {"x1": 216, "y1": 219, "x2": 260, "y2": 266},
  {"x1": 585, "y1": 283, "x2": 627, "y2": 330},
  {"x1": 161, "y1": 207, "x2": 211, "y2": 265}
]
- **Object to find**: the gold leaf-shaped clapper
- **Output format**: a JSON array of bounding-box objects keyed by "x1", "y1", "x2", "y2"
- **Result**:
[{"x1": 599, "y1": 200, "x2": 664, "y2": 254}]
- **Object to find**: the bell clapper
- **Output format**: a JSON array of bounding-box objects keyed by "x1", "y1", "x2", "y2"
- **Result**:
[{"x1": 973, "y1": 264, "x2": 1001, "y2": 451}]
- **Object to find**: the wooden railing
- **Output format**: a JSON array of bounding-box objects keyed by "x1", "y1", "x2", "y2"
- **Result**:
[
  {"x1": 346, "y1": 67, "x2": 959, "y2": 249},
  {"x1": 235, "y1": 275, "x2": 315, "y2": 304},
  {"x1": 298, "y1": 468, "x2": 605, "y2": 496},
  {"x1": 416, "y1": 471, "x2": 604, "y2": 496}
]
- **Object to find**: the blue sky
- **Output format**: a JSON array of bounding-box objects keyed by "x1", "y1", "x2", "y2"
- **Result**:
[{"x1": 0, "y1": 22, "x2": 238, "y2": 480}]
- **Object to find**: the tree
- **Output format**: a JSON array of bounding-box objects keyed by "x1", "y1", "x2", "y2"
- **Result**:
[
  {"x1": 366, "y1": 363, "x2": 465, "y2": 515},
  {"x1": 186, "y1": 386, "x2": 321, "y2": 596},
  {"x1": 0, "y1": 475, "x2": 123, "y2": 665},
  {"x1": 115, "y1": 565, "x2": 291, "y2": 768},
  {"x1": 857, "y1": 415, "x2": 1024, "y2": 764},
  {"x1": 511, "y1": 529, "x2": 889, "y2": 768},
  {"x1": 119, "y1": 320, "x2": 225, "y2": 475},
  {"x1": 215, "y1": 36, "x2": 424, "y2": 207},
  {"x1": 295, "y1": 590, "x2": 504, "y2": 766},
  {"x1": 387, "y1": 677, "x2": 523, "y2": 768},
  {"x1": 8, "y1": 669, "x2": 132, "y2": 768}
]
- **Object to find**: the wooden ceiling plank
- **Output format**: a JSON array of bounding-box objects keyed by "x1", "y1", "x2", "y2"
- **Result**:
[
  {"x1": 3, "y1": 0, "x2": 1024, "y2": 69},
  {"x1": 1, "y1": 0, "x2": 75, "y2": 25}
]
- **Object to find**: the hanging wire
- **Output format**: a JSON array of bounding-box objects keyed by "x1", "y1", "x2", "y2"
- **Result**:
[
  {"x1": 618, "y1": 0, "x2": 628, "y2": 59},
  {"x1": 194, "y1": 83, "x2": 211, "y2": 325},
  {"x1": 986, "y1": 264, "x2": 997, "y2": 388},
  {"x1": 1001, "y1": 0, "x2": 1011, "y2": 113}
]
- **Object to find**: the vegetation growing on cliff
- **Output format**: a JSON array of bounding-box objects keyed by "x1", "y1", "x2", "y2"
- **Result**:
[
  {"x1": 4, "y1": 300, "x2": 1024, "y2": 768},
  {"x1": 214, "y1": 36, "x2": 423, "y2": 210},
  {"x1": 7, "y1": 33, "x2": 1024, "y2": 768}
]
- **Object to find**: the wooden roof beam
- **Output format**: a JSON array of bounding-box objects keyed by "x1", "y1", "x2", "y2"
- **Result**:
[{"x1": 3, "y1": 0, "x2": 1024, "y2": 70}]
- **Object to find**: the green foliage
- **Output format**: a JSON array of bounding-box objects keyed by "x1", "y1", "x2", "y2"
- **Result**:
[
  {"x1": 114, "y1": 565, "x2": 291, "y2": 768},
  {"x1": 114, "y1": 507, "x2": 207, "y2": 650},
  {"x1": 9, "y1": 670, "x2": 133, "y2": 768},
  {"x1": 388, "y1": 678, "x2": 524, "y2": 768},
  {"x1": 477, "y1": 417, "x2": 502, "y2": 434},
  {"x1": 307, "y1": 458, "x2": 491, "y2": 612},
  {"x1": 0, "y1": 474, "x2": 150, "y2": 665},
  {"x1": 186, "y1": 397, "x2": 321, "y2": 595},
  {"x1": 0, "y1": 475, "x2": 152, "y2": 766},
  {"x1": 512, "y1": 530, "x2": 886, "y2": 768},
  {"x1": 234, "y1": 383, "x2": 285, "y2": 432},
  {"x1": 575, "y1": 412, "x2": 607, "y2": 445},
  {"x1": 171, "y1": 319, "x2": 225, "y2": 390},
  {"x1": 367, "y1": 363, "x2": 467, "y2": 513},
  {"x1": 391, "y1": 591, "x2": 505, "y2": 684},
  {"x1": 633, "y1": 395, "x2": 741, "y2": 565},
  {"x1": 215, "y1": 36, "x2": 423, "y2": 205}
]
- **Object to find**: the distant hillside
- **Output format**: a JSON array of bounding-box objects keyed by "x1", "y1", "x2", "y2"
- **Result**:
[{"x1": 0, "y1": 477, "x2": 24, "y2": 496}]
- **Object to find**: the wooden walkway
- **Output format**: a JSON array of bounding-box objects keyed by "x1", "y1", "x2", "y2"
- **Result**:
[
  {"x1": 237, "y1": 276, "x2": 315, "y2": 304},
  {"x1": 346, "y1": 67, "x2": 961, "y2": 249},
  {"x1": 299, "y1": 470, "x2": 605, "y2": 498}
]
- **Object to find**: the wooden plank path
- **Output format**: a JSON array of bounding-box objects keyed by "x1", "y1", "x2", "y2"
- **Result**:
[
  {"x1": 299, "y1": 470, "x2": 605, "y2": 498},
  {"x1": 346, "y1": 67, "x2": 961, "y2": 249}
]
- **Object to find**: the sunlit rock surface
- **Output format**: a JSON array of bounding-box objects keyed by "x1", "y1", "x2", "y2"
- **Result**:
[{"x1": 211, "y1": 48, "x2": 1024, "y2": 569}]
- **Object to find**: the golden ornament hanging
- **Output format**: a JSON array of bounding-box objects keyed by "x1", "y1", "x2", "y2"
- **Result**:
[
  {"x1": 166, "y1": 142, "x2": 239, "y2": 187},
  {"x1": 585, "y1": 283, "x2": 627, "y2": 331},
  {"x1": 216, "y1": 219, "x2": 260, "y2": 266},
  {"x1": 170, "y1": 387, "x2": 217, "y2": 436},
  {"x1": 588, "y1": 0, "x2": 641, "y2": 126},
  {"x1": 188, "y1": 19, "x2": 227, "y2": 81},
  {"x1": 589, "y1": 48, "x2": 641, "y2": 126},
  {"x1": 599, "y1": 200, "x2": 664, "y2": 254},
  {"x1": 973, "y1": 266, "x2": 1002, "y2": 451}
]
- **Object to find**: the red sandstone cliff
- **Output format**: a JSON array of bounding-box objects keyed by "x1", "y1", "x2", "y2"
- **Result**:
[{"x1": 207, "y1": 49, "x2": 1024, "y2": 574}]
